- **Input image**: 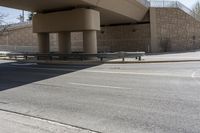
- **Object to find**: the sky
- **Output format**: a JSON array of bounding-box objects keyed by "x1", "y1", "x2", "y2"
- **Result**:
[{"x1": 0, "y1": 0, "x2": 199, "y2": 24}]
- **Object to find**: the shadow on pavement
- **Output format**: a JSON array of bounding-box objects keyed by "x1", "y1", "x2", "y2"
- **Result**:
[{"x1": 0, "y1": 61, "x2": 100, "y2": 91}]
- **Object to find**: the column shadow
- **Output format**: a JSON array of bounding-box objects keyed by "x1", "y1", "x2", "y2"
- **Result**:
[{"x1": 0, "y1": 61, "x2": 101, "y2": 91}]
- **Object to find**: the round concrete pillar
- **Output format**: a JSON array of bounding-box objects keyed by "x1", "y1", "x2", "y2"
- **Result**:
[
  {"x1": 58, "y1": 32, "x2": 71, "y2": 53},
  {"x1": 37, "y1": 33, "x2": 50, "y2": 53},
  {"x1": 83, "y1": 31, "x2": 97, "y2": 54}
]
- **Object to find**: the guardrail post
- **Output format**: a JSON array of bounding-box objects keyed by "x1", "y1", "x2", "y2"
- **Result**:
[
  {"x1": 139, "y1": 56, "x2": 142, "y2": 61},
  {"x1": 49, "y1": 55, "x2": 52, "y2": 61},
  {"x1": 163, "y1": 0, "x2": 164, "y2": 7},
  {"x1": 122, "y1": 57, "x2": 125, "y2": 62}
]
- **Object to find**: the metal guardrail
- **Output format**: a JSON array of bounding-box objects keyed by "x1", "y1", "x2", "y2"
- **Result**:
[
  {"x1": 0, "y1": 21, "x2": 32, "y2": 33},
  {"x1": 97, "y1": 52, "x2": 145, "y2": 61},
  {"x1": 134, "y1": 0, "x2": 200, "y2": 22},
  {"x1": 0, "y1": 51, "x2": 10, "y2": 57},
  {"x1": 7, "y1": 21, "x2": 32, "y2": 29},
  {"x1": 136, "y1": 0, "x2": 150, "y2": 7},
  {"x1": 0, "y1": 21, "x2": 32, "y2": 28},
  {"x1": 6, "y1": 52, "x2": 145, "y2": 62},
  {"x1": 135, "y1": 0, "x2": 200, "y2": 22},
  {"x1": 150, "y1": 0, "x2": 200, "y2": 21}
]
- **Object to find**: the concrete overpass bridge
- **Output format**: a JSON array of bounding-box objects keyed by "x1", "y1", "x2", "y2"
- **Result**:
[{"x1": 0, "y1": 0, "x2": 149, "y2": 54}]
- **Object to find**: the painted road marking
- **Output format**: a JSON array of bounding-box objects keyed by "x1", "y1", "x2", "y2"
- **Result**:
[
  {"x1": 191, "y1": 70, "x2": 200, "y2": 78},
  {"x1": 191, "y1": 70, "x2": 200, "y2": 85},
  {"x1": 69, "y1": 82, "x2": 132, "y2": 90},
  {"x1": 8, "y1": 65, "x2": 77, "y2": 72},
  {"x1": 8, "y1": 65, "x2": 200, "y2": 78},
  {"x1": 11, "y1": 63, "x2": 38, "y2": 66},
  {"x1": 82, "y1": 70, "x2": 195, "y2": 78},
  {"x1": 192, "y1": 72, "x2": 196, "y2": 78}
]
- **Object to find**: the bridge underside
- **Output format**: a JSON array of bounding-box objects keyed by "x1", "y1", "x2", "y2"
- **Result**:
[
  {"x1": 0, "y1": 0, "x2": 149, "y2": 54},
  {"x1": 0, "y1": 0, "x2": 148, "y2": 24}
]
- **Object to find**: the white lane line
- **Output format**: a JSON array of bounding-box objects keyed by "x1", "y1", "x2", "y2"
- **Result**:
[
  {"x1": 8, "y1": 65, "x2": 77, "y2": 72},
  {"x1": 11, "y1": 63, "x2": 38, "y2": 66},
  {"x1": 82, "y1": 70, "x2": 190, "y2": 78},
  {"x1": 7, "y1": 65, "x2": 200, "y2": 78},
  {"x1": 191, "y1": 70, "x2": 200, "y2": 78},
  {"x1": 192, "y1": 71, "x2": 196, "y2": 78},
  {"x1": 191, "y1": 70, "x2": 200, "y2": 85},
  {"x1": 69, "y1": 82, "x2": 132, "y2": 90}
]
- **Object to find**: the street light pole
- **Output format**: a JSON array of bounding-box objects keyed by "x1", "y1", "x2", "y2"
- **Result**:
[{"x1": 22, "y1": 10, "x2": 25, "y2": 22}]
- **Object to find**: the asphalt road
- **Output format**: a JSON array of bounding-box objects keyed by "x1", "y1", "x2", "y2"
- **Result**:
[{"x1": 0, "y1": 60, "x2": 200, "y2": 133}]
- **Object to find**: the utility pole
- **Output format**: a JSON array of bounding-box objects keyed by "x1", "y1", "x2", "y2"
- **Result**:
[
  {"x1": 18, "y1": 10, "x2": 25, "y2": 23},
  {"x1": 22, "y1": 10, "x2": 25, "y2": 22}
]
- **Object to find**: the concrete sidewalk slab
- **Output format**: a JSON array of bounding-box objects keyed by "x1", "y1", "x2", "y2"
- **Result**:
[
  {"x1": 1, "y1": 51, "x2": 200, "y2": 64},
  {"x1": 0, "y1": 109, "x2": 97, "y2": 133},
  {"x1": 109, "y1": 51, "x2": 200, "y2": 63}
]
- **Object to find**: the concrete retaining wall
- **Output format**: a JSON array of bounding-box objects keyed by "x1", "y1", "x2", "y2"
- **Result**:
[
  {"x1": 0, "y1": 23, "x2": 150, "y2": 53},
  {"x1": 150, "y1": 8, "x2": 200, "y2": 52},
  {"x1": 1, "y1": 8, "x2": 200, "y2": 53},
  {"x1": 98, "y1": 24, "x2": 151, "y2": 52}
]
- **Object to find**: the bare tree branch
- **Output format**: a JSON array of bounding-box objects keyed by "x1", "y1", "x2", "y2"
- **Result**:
[
  {"x1": 0, "y1": 13, "x2": 9, "y2": 35},
  {"x1": 0, "y1": 13, "x2": 8, "y2": 25},
  {"x1": 193, "y1": 2, "x2": 200, "y2": 15}
]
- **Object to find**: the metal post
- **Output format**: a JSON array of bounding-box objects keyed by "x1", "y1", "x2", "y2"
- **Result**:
[
  {"x1": 139, "y1": 56, "x2": 142, "y2": 61},
  {"x1": 163, "y1": 0, "x2": 164, "y2": 7},
  {"x1": 22, "y1": 10, "x2": 25, "y2": 22}
]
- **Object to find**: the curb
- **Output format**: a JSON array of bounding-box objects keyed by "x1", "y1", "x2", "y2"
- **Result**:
[
  {"x1": 19, "y1": 59, "x2": 200, "y2": 65},
  {"x1": 121, "y1": 59, "x2": 200, "y2": 64}
]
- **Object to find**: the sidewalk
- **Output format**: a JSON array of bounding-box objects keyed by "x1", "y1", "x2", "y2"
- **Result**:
[
  {"x1": 1, "y1": 51, "x2": 200, "y2": 64},
  {"x1": 0, "y1": 109, "x2": 96, "y2": 133},
  {"x1": 110, "y1": 51, "x2": 200, "y2": 63}
]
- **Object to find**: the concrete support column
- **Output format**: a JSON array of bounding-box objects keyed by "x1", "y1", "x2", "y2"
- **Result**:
[
  {"x1": 37, "y1": 33, "x2": 50, "y2": 53},
  {"x1": 150, "y1": 8, "x2": 160, "y2": 53},
  {"x1": 83, "y1": 30, "x2": 97, "y2": 54},
  {"x1": 58, "y1": 32, "x2": 71, "y2": 53}
]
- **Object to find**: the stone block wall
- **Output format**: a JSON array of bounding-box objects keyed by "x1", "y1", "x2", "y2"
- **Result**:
[
  {"x1": 98, "y1": 24, "x2": 151, "y2": 52},
  {"x1": 0, "y1": 26, "x2": 38, "y2": 52},
  {"x1": 1, "y1": 8, "x2": 200, "y2": 53},
  {"x1": 0, "y1": 25, "x2": 83, "y2": 53},
  {"x1": 151, "y1": 8, "x2": 200, "y2": 52},
  {"x1": 0, "y1": 23, "x2": 151, "y2": 53}
]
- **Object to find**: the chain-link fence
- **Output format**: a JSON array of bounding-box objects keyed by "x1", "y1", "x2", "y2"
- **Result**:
[{"x1": 150, "y1": 0, "x2": 200, "y2": 21}]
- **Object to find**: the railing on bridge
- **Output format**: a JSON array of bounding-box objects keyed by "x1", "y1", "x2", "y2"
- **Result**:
[
  {"x1": 149, "y1": 0, "x2": 200, "y2": 21},
  {"x1": 8, "y1": 21, "x2": 32, "y2": 28},
  {"x1": 136, "y1": 0, "x2": 150, "y2": 7},
  {"x1": 135, "y1": 0, "x2": 200, "y2": 22},
  {"x1": 0, "y1": 21, "x2": 32, "y2": 34}
]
